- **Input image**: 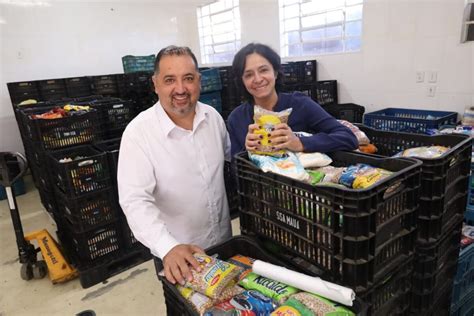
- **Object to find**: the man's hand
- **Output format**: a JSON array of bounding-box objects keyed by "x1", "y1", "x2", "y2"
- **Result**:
[{"x1": 163, "y1": 244, "x2": 205, "y2": 285}]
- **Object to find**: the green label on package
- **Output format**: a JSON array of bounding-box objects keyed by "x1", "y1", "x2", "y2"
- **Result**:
[{"x1": 239, "y1": 272, "x2": 299, "y2": 303}]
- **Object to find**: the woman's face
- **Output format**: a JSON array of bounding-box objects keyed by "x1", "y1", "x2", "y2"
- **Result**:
[{"x1": 242, "y1": 53, "x2": 277, "y2": 102}]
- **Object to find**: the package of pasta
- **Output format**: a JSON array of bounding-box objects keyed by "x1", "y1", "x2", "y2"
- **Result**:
[
  {"x1": 393, "y1": 146, "x2": 449, "y2": 158},
  {"x1": 183, "y1": 254, "x2": 243, "y2": 299},
  {"x1": 249, "y1": 152, "x2": 311, "y2": 183},
  {"x1": 227, "y1": 255, "x2": 256, "y2": 281},
  {"x1": 178, "y1": 285, "x2": 245, "y2": 315},
  {"x1": 253, "y1": 105, "x2": 292, "y2": 157},
  {"x1": 274, "y1": 292, "x2": 355, "y2": 316},
  {"x1": 339, "y1": 164, "x2": 392, "y2": 189},
  {"x1": 314, "y1": 166, "x2": 345, "y2": 184},
  {"x1": 239, "y1": 272, "x2": 300, "y2": 304}
]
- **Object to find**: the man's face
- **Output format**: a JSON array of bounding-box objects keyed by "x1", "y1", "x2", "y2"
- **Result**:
[{"x1": 152, "y1": 54, "x2": 201, "y2": 119}]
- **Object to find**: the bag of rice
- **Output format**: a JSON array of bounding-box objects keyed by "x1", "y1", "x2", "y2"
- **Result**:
[{"x1": 183, "y1": 254, "x2": 243, "y2": 299}]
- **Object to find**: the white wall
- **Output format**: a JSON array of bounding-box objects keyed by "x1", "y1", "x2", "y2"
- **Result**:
[
  {"x1": 1, "y1": 0, "x2": 473, "y2": 153},
  {"x1": 235, "y1": 0, "x2": 474, "y2": 115},
  {"x1": 0, "y1": 1, "x2": 197, "y2": 152}
]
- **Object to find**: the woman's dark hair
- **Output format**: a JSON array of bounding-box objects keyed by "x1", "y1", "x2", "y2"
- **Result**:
[{"x1": 232, "y1": 43, "x2": 284, "y2": 103}]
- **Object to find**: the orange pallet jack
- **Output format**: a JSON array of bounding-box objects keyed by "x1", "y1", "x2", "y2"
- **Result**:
[{"x1": 0, "y1": 152, "x2": 77, "y2": 283}]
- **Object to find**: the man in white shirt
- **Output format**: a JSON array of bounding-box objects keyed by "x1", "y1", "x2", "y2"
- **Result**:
[{"x1": 117, "y1": 46, "x2": 232, "y2": 286}]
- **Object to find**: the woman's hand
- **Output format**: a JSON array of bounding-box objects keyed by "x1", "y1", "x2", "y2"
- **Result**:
[
  {"x1": 245, "y1": 123, "x2": 262, "y2": 151},
  {"x1": 270, "y1": 123, "x2": 304, "y2": 152}
]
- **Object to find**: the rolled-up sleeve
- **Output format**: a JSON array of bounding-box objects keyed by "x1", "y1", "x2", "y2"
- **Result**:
[{"x1": 117, "y1": 130, "x2": 179, "y2": 259}]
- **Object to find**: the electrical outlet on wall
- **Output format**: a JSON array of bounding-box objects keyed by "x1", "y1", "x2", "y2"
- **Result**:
[
  {"x1": 428, "y1": 71, "x2": 438, "y2": 83},
  {"x1": 416, "y1": 71, "x2": 425, "y2": 83},
  {"x1": 427, "y1": 85, "x2": 437, "y2": 97}
]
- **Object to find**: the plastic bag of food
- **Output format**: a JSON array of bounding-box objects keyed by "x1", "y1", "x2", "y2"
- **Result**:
[
  {"x1": 239, "y1": 272, "x2": 300, "y2": 304},
  {"x1": 307, "y1": 170, "x2": 325, "y2": 186},
  {"x1": 358, "y1": 144, "x2": 377, "y2": 154},
  {"x1": 338, "y1": 120, "x2": 370, "y2": 145},
  {"x1": 249, "y1": 152, "x2": 311, "y2": 183},
  {"x1": 275, "y1": 292, "x2": 355, "y2": 316},
  {"x1": 253, "y1": 106, "x2": 292, "y2": 157},
  {"x1": 313, "y1": 166, "x2": 345, "y2": 184},
  {"x1": 179, "y1": 285, "x2": 244, "y2": 315},
  {"x1": 339, "y1": 164, "x2": 392, "y2": 189},
  {"x1": 230, "y1": 290, "x2": 277, "y2": 315},
  {"x1": 227, "y1": 255, "x2": 256, "y2": 281},
  {"x1": 393, "y1": 146, "x2": 449, "y2": 158},
  {"x1": 183, "y1": 254, "x2": 243, "y2": 299},
  {"x1": 296, "y1": 152, "x2": 332, "y2": 168}
]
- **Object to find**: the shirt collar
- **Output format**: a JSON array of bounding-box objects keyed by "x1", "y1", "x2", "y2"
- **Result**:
[{"x1": 154, "y1": 101, "x2": 209, "y2": 137}]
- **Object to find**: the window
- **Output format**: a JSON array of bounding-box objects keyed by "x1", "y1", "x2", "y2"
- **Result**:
[
  {"x1": 279, "y1": 0, "x2": 364, "y2": 57},
  {"x1": 197, "y1": 0, "x2": 241, "y2": 65},
  {"x1": 461, "y1": 1, "x2": 474, "y2": 43}
]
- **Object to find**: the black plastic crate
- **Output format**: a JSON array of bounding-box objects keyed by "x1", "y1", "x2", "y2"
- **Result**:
[
  {"x1": 38, "y1": 79, "x2": 67, "y2": 101},
  {"x1": 359, "y1": 256, "x2": 414, "y2": 316},
  {"x1": 311, "y1": 80, "x2": 338, "y2": 106},
  {"x1": 302, "y1": 60, "x2": 317, "y2": 83},
  {"x1": 55, "y1": 187, "x2": 117, "y2": 233},
  {"x1": 89, "y1": 98, "x2": 134, "y2": 139},
  {"x1": 60, "y1": 220, "x2": 122, "y2": 266},
  {"x1": 282, "y1": 62, "x2": 302, "y2": 84},
  {"x1": 37, "y1": 186, "x2": 58, "y2": 216},
  {"x1": 116, "y1": 72, "x2": 153, "y2": 98},
  {"x1": 357, "y1": 125, "x2": 472, "y2": 243},
  {"x1": 410, "y1": 262, "x2": 457, "y2": 315},
  {"x1": 120, "y1": 216, "x2": 146, "y2": 250},
  {"x1": 93, "y1": 138, "x2": 120, "y2": 186},
  {"x1": 155, "y1": 235, "x2": 368, "y2": 316},
  {"x1": 324, "y1": 103, "x2": 365, "y2": 123},
  {"x1": 20, "y1": 106, "x2": 101, "y2": 150},
  {"x1": 78, "y1": 245, "x2": 151, "y2": 288},
  {"x1": 90, "y1": 75, "x2": 119, "y2": 96},
  {"x1": 7, "y1": 81, "x2": 41, "y2": 105},
  {"x1": 65, "y1": 77, "x2": 92, "y2": 98},
  {"x1": 236, "y1": 151, "x2": 421, "y2": 293},
  {"x1": 48, "y1": 145, "x2": 110, "y2": 197},
  {"x1": 414, "y1": 220, "x2": 463, "y2": 279}
]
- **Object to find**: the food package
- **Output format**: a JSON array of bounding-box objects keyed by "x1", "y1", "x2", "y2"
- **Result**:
[
  {"x1": 252, "y1": 106, "x2": 292, "y2": 157},
  {"x1": 249, "y1": 152, "x2": 311, "y2": 183},
  {"x1": 296, "y1": 152, "x2": 332, "y2": 168},
  {"x1": 339, "y1": 164, "x2": 392, "y2": 189},
  {"x1": 358, "y1": 144, "x2": 377, "y2": 154},
  {"x1": 227, "y1": 255, "x2": 256, "y2": 281},
  {"x1": 393, "y1": 146, "x2": 449, "y2": 159},
  {"x1": 337, "y1": 120, "x2": 370, "y2": 145},
  {"x1": 178, "y1": 285, "x2": 244, "y2": 315},
  {"x1": 183, "y1": 254, "x2": 243, "y2": 299},
  {"x1": 272, "y1": 292, "x2": 355, "y2": 316},
  {"x1": 239, "y1": 272, "x2": 300, "y2": 304}
]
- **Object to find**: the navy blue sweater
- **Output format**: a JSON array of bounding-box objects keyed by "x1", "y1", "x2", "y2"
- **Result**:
[{"x1": 227, "y1": 92, "x2": 358, "y2": 158}]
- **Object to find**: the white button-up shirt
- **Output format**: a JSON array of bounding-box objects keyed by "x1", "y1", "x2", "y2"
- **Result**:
[{"x1": 117, "y1": 101, "x2": 232, "y2": 259}]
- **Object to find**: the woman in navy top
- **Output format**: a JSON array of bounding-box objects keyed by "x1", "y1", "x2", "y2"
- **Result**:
[{"x1": 227, "y1": 43, "x2": 358, "y2": 158}]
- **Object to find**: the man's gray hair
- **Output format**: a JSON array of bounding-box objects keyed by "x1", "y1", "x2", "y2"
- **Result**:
[{"x1": 154, "y1": 45, "x2": 199, "y2": 74}]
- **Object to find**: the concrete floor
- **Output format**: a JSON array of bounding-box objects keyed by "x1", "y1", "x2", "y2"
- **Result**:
[{"x1": 0, "y1": 175, "x2": 241, "y2": 315}]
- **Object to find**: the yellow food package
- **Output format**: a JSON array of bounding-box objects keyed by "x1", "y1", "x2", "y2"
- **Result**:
[
  {"x1": 253, "y1": 105, "x2": 292, "y2": 157},
  {"x1": 183, "y1": 254, "x2": 243, "y2": 299},
  {"x1": 271, "y1": 306, "x2": 302, "y2": 316}
]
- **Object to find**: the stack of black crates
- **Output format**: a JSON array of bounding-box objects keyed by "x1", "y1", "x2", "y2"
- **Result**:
[
  {"x1": 7, "y1": 78, "x2": 153, "y2": 288},
  {"x1": 358, "y1": 125, "x2": 472, "y2": 315},
  {"x1": 235, "y1": 149, "x2": 422, "y2": 315}
]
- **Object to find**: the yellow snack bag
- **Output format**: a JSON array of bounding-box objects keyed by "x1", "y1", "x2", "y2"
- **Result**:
[{"x1": 253, "y1": 106, "x2": 292, "y2": 157}]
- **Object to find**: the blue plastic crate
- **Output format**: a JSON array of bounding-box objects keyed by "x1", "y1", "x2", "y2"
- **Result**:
[
  {"x1": 363, "y1": 108, "x2": 458, "y2": 133},
  {"x1": 122, "y1": 55, "x2": 155, "y2": 73},
  {"x1": 451, "y1": 243, "x2": 474, "y2": 316},
  {"x1": 0, "y1": 178, "x2": 26, "y2": 200},
  {"x1": 200, "y1": 68, "x2": 222, "y2": 93},
  {"x1": 466, "y1": 207, "x2": 474, "y2": 225},
  {"x1": 199, "y1": 91, "x2": 222, "y2": 113}
]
